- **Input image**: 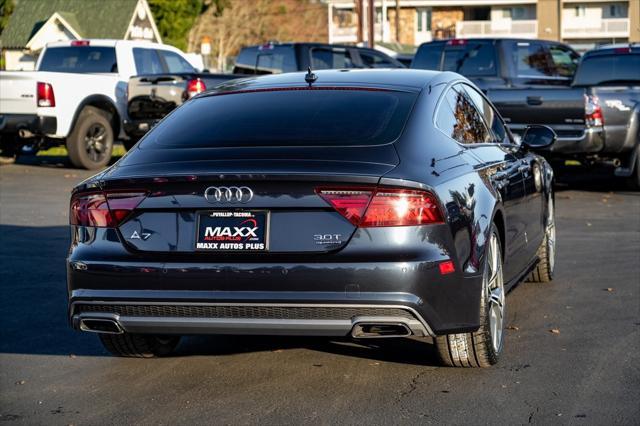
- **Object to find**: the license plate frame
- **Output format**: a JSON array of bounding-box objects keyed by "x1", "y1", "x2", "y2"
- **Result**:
[{"x1": 195, "y1": 210, "x2": 269, "y2": 252}]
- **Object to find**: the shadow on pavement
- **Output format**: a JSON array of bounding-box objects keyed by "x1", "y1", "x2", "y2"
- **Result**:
[{"x1": 0, "y1": 224, "x2": 440, "y2": 365}]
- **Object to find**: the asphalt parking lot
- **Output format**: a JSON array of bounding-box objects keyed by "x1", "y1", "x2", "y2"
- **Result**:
[{"x1": 1, "y1": 158, "x2": 639, "y2": 425}]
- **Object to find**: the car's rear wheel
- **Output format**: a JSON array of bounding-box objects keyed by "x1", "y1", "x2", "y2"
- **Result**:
[
  {"x1": 99, "y1": 333, "x2": 180, "y2": 358},
  {"x1": 528, "y1": 195, "x2": 555, "y2": 283},
  {"x1": 435, "y1": 224, "x2": 505, "y2": 367},
  {"x1": 67, "y1": 106, "x2": 114, "y2": 170}
]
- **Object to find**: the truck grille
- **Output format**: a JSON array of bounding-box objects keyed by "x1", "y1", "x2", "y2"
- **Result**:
[{"x1": 75, "y1": 304, "x2": 416, "y2": 321}]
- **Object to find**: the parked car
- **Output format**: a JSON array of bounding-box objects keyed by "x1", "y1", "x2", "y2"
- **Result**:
[
  {"x1": 0, "y1": 39, "x2": 206, "y2": 169},
  {"x1": 412, "y1": 40, "x2": 639, "y2": 186},
  {"x1": 233, "y1": 42, "x2": 405, "y2": 74},
  {"x1": 123, "y1": 42, "x2": 405, "y2": 142},
  {"x1": 68, "y1": 69, "x2": 557, "y2": 367}
]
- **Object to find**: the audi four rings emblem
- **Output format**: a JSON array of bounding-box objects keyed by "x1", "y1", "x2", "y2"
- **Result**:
[{"x1": 204, "y1": 186, "x2": 254, "y2": 203}]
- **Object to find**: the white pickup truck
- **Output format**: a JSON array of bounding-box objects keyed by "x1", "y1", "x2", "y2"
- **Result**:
[{"x1": 0, "y1": 39, "x2": 201, "y2": 169}]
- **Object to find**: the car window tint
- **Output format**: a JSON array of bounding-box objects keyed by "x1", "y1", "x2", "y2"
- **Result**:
[
  {"x1": 254, "y1": 46, "x2": 296, "y2": 74},
  {"x1": 412, "y1": 43, "x2": 444, "y2": 70},
  {"x1": 39, "y1": 46, "x2": 117, "y2": 73},
  {"x1": 441, "y1": 42, "x2": 496, "y2": 76},
  {"x1": 360, "y1": 50, "x2": 396, "y2": 68},
  {"x1": 513, "y1": 42, "x2": 554, "y2": 77},
  {"x1": 573, "y1": 53, "x2": 640, "y2": 86},
  {"x1": 435, "y1": 93, "x2": 458, "y2": 139},
  {"x1": 460, "y1": 85, "x2": 506, "y2": 143},
  {"x1": 443, "y1": 85, "x2": 492, "y2": 144},
  {"x1": 234, "y1": 47, "x2": 258, "y2": 74},
  {"x1": 139, "y1": 89, "x2": 418, "y2": 148},
  {"x1": 160, "y1": 50, "x2": 196, "y2": 73},
  {"x1": 133, "y1": 48, "x2": 164, "y2": 74},
  {"x1": 311, "y1": 48, "x2": 354, "y2": 69},
  {"x1": 548, "y1": 45, "x2": 579, "y2": 77}
]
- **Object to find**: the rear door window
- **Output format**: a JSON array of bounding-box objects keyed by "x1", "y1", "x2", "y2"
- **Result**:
[
  {"x1": 159, "y1": 50, "x2": 196, "y2": 73},
  {"x1": 359, "y1": 50, "x2": 398, "y2": 68},
  {"x1": 548, "y1": 45, "x2": 579, "y2": 77},
  {"x1": 255, "y1": 46, "x2": 296, "y2": 74},
  {"x1": 38, "y1": 46, "x2": 118, "y2": 73},
  {"x1": 133, "y1": 48, "x2": 165, "y2": 74},
  {"x1": 310, "y1": 47, "x2": 355, "y2": 69},
  {"x1": 411, "y1": 43, "x2": 444, "y2": 69},
  {"x1": 441, "y1": 41, "x2": 497, "y2": 76},
  {"x1": 512, "y1": 42, "x2": 554, "y2": 78}
]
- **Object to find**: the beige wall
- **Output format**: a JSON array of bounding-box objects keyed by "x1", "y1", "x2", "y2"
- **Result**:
[
  {"x1": 538, "y1": 0, "x2": 562, "y2": 40},
  {"x1": 630, "y1": 0, "x2": 640, "y2": 42}
]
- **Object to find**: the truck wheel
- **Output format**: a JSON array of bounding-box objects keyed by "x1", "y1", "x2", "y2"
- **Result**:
[
  {"x1": 435, "y1": 224, "x2": 505, "y2": 367},
  {"x1": 67, "y1": 106, "x2": 114, "y2": 170},
  {"x1": 99, "y1": 333, "x2": 180, "y2": 358},
  {"x1": 528, "y1": 195, "x2": 555, "y2": 283},
  {"x1": 0, "y1": 135, "x2": 18, "y2": 159}
]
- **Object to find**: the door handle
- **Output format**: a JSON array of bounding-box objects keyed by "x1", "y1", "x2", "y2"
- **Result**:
[{"x1": 526, "y1": 96, "x2": 543, "y2": 106}]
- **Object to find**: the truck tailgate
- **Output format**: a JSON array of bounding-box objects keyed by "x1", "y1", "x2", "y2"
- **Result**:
[
  {"x1": 591, "y1": 86, "x2": 640, "y2": 153},
  {"x1": 488, "y1": 87, "x2": 585, "y2": 138},
  {"x1": 0, "y1": 72, "x2": 38, "y2": 115}
]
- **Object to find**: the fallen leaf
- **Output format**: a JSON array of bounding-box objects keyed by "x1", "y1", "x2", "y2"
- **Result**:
[
  {"x1": 550, "y1": 329, "x2": 560, "y2": 334},
  {"x1": 15, "y1": 380, "x2": 25, "y2": 385},
  {"x1": 369, "y1": 362, "x2": 380, "y2": 366},
  {"x1": 604, "y1": 288, "x2": 614, "y2": 292},
  {"x1": 69, "y1": 354, "x2": 76, "y2": 359},
  {"x1": 507, "y1": 325, "x2": 519, "y2": 331},
  {"x1": 586, "y1": 222, "x2": 592, "y2": 227}
]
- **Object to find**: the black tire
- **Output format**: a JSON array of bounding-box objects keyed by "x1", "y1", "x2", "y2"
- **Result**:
[
  {"x1": 0, "y1": 135, "x2": 18, "y2": 159},
  {"x1": 99, "y1": 333, "x2": 180, "y2": 358},
  {"x1": 435, "y1": 224, "x2": 505, "y2": 367},
  {"x1": 528, "y1": 195, "x2": 555, "y2": 283},
  {"x1": 67, "y1": 106, "x2": 114, "y2": 170}
]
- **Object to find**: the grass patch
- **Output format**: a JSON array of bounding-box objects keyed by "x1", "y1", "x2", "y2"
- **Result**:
[{"x1": 37, "y1": 144, "x2": 126, "y2": 157}]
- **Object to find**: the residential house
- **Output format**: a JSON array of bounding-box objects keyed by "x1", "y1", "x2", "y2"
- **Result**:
[{"x1": 1, "y1": 0, "x2": 161, "y2": 70}]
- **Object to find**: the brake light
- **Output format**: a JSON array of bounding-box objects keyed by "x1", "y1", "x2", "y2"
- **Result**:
[
  {"x1": 186, "y1": 78, "x2": 206, "y2": 99},
  {"x1": 447, "y1": 39, "x2": 467, "y2": 46},
  {"x1": 70, "y1": 40, "x2": 90, "y2": 46},
  {"x1": 317, "y1": 188, "x2": 443, "y2": 227},
  {"x1": 70, "y1": 191, "x2": 146, "y2": 227},
  {"x1": 584, "y1": 94, "x2": 603, "y2": 127},
  {"x1": 37, "y1": 82, "x2": 55, "y2": 107},
  {"x1": 614, "y1": 47, "x2": 631, "y2": 54}
]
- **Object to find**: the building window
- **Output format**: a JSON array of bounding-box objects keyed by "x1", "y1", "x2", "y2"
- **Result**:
[
  {"x1": 416, "y1": 8, "x2": 431, "y2": 33},
  {"x1": 574, "y1": 6, "x2": 586, "y2": 17}
]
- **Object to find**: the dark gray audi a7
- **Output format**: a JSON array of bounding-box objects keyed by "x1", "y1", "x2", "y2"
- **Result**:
[{"x1": 67, "y1": 69, "x2": 556, "y2": 367}]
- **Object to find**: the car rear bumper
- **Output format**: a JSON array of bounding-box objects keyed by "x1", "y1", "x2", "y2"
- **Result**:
[{"x1": 0, "y1": 113, "x2": 57, "y2": 136}]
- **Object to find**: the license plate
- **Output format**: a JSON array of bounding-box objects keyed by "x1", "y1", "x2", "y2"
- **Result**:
[{"x1": 196, "y1": 211, "x2": 268, "y2": 252}]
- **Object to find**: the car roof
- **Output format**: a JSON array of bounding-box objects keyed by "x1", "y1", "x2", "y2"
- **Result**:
[
  {"x1": 210, "y1": 69, "x2": 443, "y2": 94},
  {"x1": 584, "y1": 44, "x2": 640, "y2": 56}
]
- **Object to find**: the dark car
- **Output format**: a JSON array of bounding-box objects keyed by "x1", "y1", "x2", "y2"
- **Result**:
[
  {"x1": 67, "y1": 69, "x2": 557, "y2": 367},
  {"x1": 233, "y1": 42, "x2": 405, "y2": 75}
]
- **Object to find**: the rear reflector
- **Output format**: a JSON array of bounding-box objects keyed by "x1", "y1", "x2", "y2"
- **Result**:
[
  {"x1": 37, "y1": 82, "x2": 55, "y2": 107},
  {"x1": 317, "y1": 187, "x2": 443, "y2": 227},
  {"x1": 438, "y1": 260, "x2": 456, "y2": 275},
  {"x1": 70, "y1": 191, "x2": 146, "y2": 227}
]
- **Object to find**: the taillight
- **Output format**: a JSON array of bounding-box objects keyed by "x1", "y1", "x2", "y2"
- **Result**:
[
  {"x1": 317, "y1": 188, "x2": 443, "y2": 227},
  {"x1": 37, "y1": 82, "x2": 55, "y2": 107},
  {"x1": 185, "y1": 78, "x2": 206, "y2": 99},
  {"x1": 70, "y1": 40, "x2": 90, "y2": 46},
  {"x1": 70, "y1": 191, "x2": 146, "y2": 227},
  {"x1": 585, "y1": 94, "x2": 603, "y2": 127}
]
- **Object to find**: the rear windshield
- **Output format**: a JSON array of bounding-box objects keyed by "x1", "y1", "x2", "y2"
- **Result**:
[
  {"x1": 140, "y1": 88, "x2": 418, "y2": 148},
  {"x1": 411, "y1": 43, "x2": 444, "y2": 70},
  {"x1": 441, "y1": 42, "x2": 497, "y2": 76},
  {"x1": 39, "y1": 46, "x2": 117, "y2": 73},
  {"x1": 573, "y1": 54, "x2": 640, "y2": 86}
]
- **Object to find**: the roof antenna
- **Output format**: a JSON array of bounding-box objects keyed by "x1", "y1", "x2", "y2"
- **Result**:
[{"x1": 305, "y1": 66, "x2": 317, "y2": 86}]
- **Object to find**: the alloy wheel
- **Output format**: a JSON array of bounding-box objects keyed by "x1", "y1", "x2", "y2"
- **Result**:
[
  {"x1": 84, "y1": 123, "x2": 109, "y2": 164},
  {"x1": 486, "y1": 231, "x2": 505, "y2": 353}
]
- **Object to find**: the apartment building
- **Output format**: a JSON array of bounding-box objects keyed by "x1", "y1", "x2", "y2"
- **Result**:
[{"x1": 326, "y1": 0, "x2": 640, "y2": 50}]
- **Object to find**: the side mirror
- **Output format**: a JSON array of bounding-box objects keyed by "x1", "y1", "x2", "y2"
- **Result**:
[{"x1": 521, "y1": 125, "x2": 556, "y2": 150}]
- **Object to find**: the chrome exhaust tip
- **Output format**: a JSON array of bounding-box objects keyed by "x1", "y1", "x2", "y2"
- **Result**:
[
  {"x1": 79, "y1": 318, "x2": 124, "y2": 334},
  {"x1": 351, "y1": 322, "x2": 412, "y2": 338}
]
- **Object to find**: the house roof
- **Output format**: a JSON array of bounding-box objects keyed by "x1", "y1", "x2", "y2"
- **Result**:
[{"x1": 1, "y1": 0, "x2": 140, "y2": 49}]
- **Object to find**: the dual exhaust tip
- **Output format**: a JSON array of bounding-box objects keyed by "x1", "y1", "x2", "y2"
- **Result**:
[{"x1": 78, "y1": 318, "x2": 412, "y2": 338}]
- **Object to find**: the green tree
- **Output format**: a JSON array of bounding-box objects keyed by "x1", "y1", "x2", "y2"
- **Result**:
[
  {"x1": 0, "y1": 0, "x2": 15, "y2": 35},
  {"x1": 148, "y1": 0, "x2": 205, "y2": 51}
]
